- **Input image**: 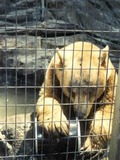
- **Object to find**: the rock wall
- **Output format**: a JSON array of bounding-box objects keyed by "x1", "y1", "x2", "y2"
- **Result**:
[{"x1": 0, "y1": 0, "x2": 120, "y2": 86}]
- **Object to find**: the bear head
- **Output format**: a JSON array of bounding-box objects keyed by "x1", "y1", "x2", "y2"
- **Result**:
[{"x1": 54, "y1": 42, "x2": 114, "y2": 118}]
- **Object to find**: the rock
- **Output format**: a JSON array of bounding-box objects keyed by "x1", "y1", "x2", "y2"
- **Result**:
[
  {"x1": 0, "y1": 0, "x2": 119, "y2": 49},
  {"x1": 0, "y1": 35, "x2": 41, "y2": 49},
  {"x1": 0, "y1": 35, "x2": 45, "y2": 86},
  {"x1": 0, "y1": 122, "x2": 34, "y2": 159},
  {"x1": 0, "y1": 88, "x2": 39, "y2": 158},
  {"x1": 0, "y1": 47, "x2": 51, "y2": 86}
]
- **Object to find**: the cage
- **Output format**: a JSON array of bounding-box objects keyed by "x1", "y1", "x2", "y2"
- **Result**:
[{"x1": 0, "y1": 0, "x2": 120, "y2": 160}]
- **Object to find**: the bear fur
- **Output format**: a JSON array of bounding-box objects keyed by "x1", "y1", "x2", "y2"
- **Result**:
[{"x1": 36, "y1": 41, "x2": 117, "y2": 153}]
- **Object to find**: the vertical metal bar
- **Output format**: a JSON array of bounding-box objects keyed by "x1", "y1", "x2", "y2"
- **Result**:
[
  {"x1": 41, "y1": 0, "x2": 45, "y2": 19},
  {"x1": 109, "y1": 61, "x2": 120, "y2": 160},
  {"x1": 4, "y1": 0, "x2": 8, "y2": 157}
]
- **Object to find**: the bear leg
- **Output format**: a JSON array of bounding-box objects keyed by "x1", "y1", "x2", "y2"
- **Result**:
[
  {"x1": 81, "y1": 105, "x2": 113, "y2": 153},
  {"x1": 36, "y1": 97, "x2": 69, "y2": 138}
]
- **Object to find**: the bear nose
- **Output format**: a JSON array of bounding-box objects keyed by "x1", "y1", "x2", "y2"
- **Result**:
[{"x1": 78, "y1": 112, "x2": 86, "y2": 119}]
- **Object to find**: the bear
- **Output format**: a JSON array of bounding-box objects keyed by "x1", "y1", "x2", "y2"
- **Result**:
[{"x1": 36, "y1": 41, "x2": 117, "y2": 156}]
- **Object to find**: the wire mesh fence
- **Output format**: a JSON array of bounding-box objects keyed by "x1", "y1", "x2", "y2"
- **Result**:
[{"x1": 0, "y1": 0, "x2": 120, "y2": 160}]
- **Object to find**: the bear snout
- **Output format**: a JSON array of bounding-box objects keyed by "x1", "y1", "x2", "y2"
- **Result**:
[
  {"x1": 74, "y1": 102, "x2": 93, "y2": 119},
  {"x1": 74, "y1": 103, "x2": 87, "y2": 118}
]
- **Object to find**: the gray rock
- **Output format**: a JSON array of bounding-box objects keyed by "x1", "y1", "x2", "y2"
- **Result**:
[{"x1": 0, "y1": 0, "x2": 119, "y2": 49}]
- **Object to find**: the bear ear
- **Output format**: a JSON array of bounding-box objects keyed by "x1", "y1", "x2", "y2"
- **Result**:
[
  {"x1": 100, "y1": 45, "x2": 109, "y2": 68},
  {"x1": 56, "y1": 48, "x2": 63, "y2": 64},
  {"x1": 55, "y1": 48, "x2": 64, "y2": 69}
]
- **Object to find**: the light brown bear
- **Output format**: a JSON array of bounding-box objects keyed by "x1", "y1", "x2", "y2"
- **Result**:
[{"x1": 36, "y1": 41, "x2": 117, "y2": 153}]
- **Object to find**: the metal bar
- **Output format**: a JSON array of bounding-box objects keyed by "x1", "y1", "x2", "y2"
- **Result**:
[
  {"x1": 109, "y1": 61, "x2": 120, "y2": 160},
  {"x1": 41, "y1": 0, "x2": 45, "y2": 19}
]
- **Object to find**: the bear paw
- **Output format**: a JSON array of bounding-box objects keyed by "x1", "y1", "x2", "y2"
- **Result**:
[
  {"x1": 80, "y1": 135, "x2": 105, "y2": 159},
  {"x1": 36, "y1": 97, "x2": 69, "y2": 138}
]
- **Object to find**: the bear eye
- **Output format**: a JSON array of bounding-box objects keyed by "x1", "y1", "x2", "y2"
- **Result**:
[
  {"x1": 88, "y1": 87, "x2": 96, "y2": 95},
  {"x1": 69, "y1": 88, "x2": 76, "y2": 99},
  {"x1": 72, "y1": 91, "x2": 75, "y2": 99}
]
